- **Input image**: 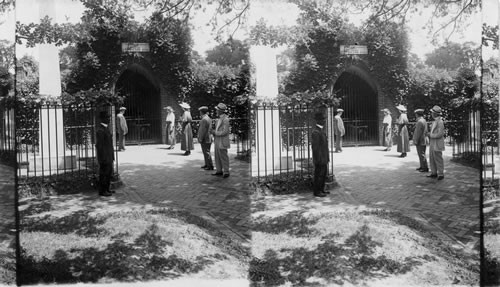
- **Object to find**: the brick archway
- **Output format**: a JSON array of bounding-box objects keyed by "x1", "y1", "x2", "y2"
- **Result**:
[
  {"x1": 333, "y1": 65, "x2": 379, "y2": 146},
  {"x1": 115, "y1": 64, "x2": 162, "y2": 144}
]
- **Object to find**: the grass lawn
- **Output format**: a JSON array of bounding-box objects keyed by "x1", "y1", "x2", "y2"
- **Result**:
[
  {"x1": 18, "y1": 193, "x2": 250, "y2": 285},
  {"x1": 0, "y1": 241, "x2": 15, "y2": 286},
  {"x1": 483, "y1": 186, "x2": 500, "y2": 286},
  {"x1": 251, "y1": 194, "x2": 479, "y2": 286}
]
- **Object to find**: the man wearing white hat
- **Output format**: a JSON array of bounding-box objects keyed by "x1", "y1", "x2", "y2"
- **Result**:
[
  {"x1": 333, "y1": 108, "x2": 345, "y2": 153},
  {"x1": 381, "y1": 108, "x2": 392, "y2": 151},
  {"x1": 116, "y1": 107, "x2": 128, "y2": 151},
  {"x1": 211, "y1": 103, "x2": 231, "y2": 178},
  {"x1": 427, "y1": 105, "x2": 445, "y2": 180}
]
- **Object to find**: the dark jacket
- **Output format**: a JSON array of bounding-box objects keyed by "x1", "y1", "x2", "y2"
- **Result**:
[
  {"x1": 311, "y1": 125, "x2": 329, "y2": 165},
  {"x1": 96, "y1": 123, "x2": 114, "y2": 164},
  {"x1": 197, "y1": 114, "x2": 213, "y2": 144}
]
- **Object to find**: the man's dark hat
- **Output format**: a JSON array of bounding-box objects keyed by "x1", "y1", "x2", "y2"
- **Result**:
[
  {"x1": 314, "y1": 112, "x2": 325, "y2": 121},
  {"x1": 99, "y1": 111, "x2": 109, "y2": 120}
]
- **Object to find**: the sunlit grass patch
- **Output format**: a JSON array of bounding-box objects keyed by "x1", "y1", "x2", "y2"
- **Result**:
[
  {"x1": 250, "y1": 208, "x2": 478, "y2": 286},
  {"x1": 0, "y1": 247, "x2": 15, "y2": 285},
  {"x1": 19, "y1": 202, "x2": 248, "y2": 285}
]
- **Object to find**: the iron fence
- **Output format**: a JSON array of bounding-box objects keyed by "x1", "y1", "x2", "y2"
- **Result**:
[
  {"x1": 251, "y1": 104, "x2": 336, "y2": 183},
  {"x1": 16, "y1": 103, "x2": 119, "y2": 181},
  {"x1": 482, "y1": 130, "x2": 499, "y2": 187},
  {"x1": 250, "y1": 104, "x2": 492, "y2": 184},
  {"x1": 0, "y1": 104, "x2": 15, "y2": 165}
]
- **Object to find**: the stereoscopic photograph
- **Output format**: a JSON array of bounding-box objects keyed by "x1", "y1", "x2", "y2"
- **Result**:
[
  {"x1": 248, "y1": 0, "x2": 497, "y2": 286},
  {"x1": 0, "y1": 0, "x2": 498, "y2": 286}
]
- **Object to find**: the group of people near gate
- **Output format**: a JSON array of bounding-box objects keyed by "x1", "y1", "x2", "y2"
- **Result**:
[
  {"x1": 94, "y1": 102, "x2": 231, "y2": 197},
  {"x1": 164, "y1": 102, "x2": 231, "y2": 178},
  {"x1": 312, "y1": 104, "x2": 446, "y2": 197}
]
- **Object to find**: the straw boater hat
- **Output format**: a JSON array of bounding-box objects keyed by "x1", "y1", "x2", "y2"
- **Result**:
[
  {"x1": 381, "y1": 108, "x2": 391, "y2": 114},
  {"x1": 198, "y1": 106, "x2": 209, "y2": 112},
  {"x1": 414, "y1": 108, "x2": 424, "y2": 115},
  {"x1": 336, "y1": 108, "x2": 344, "y2": 113},
  {"x1": 215, "y1": 103, "x2": 227, "y2": 111},
  {"x1": 179, "y1": 102, "x2": 190, "y2": 109},
  {"x1": 396, "y1": 104, "x2": 407, "y2": 112},
  {"x1": 119, "y1": 107, "x2": 126, "y2": 111},
  {"x1": 164, "y1": 106, "x2": 173, "y2": 112},
  {"x1": 430, "y1": 105, "x2": 442, "y2": 115}
]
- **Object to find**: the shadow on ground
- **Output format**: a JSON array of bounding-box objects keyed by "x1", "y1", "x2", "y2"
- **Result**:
[
  {"x1": 18, "y1": 190, "x2": 249, "y2": 284},
  {"x1": 250, "y1": 223, "x2": 424, "y2": 286},
  {"x1": 19, "y1": 223, "x2": 217, "y2": 284}
]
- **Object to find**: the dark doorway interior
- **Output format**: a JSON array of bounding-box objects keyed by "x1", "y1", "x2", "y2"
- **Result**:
[
  {"x1": 115, "y1": 69, "x2": 161, "y2": 144},
  {"x1": 334, "y1": 70, "x2": 378, "y2": 146}
]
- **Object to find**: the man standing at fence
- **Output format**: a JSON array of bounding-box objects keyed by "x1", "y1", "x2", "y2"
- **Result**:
[
  {"x1": 413, "y1": 109, "x2": 429, "y2": 172},
  {"x1": 198, "y1": 106, "x2": 214, "y2": 170},
  {"x1": 382, "y1": 108, "x2": 392, "y2": 151},
  {"x1": 333, "y1": 108, "x2": 345, "y2": 153},
  {"x1": 211, "y1": 103, "x2": 230, "y2": 178},
  {"x1": 96, "y1": 111, "x2": 114, "y2": 196},
  {"x1": 427, "y1": 105, "x2": 445, "y2": 180},
  {"x1": 116, "y1": 107, "x2": 128, "y2": 151},
  {"x1": 311, "y1": 111, "x2": 329, "y2": 197}
]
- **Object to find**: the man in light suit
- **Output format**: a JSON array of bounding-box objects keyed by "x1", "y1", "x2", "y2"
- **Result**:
[
  {"x1": 198, "y1": 106, "x2": 214, "y2": 170},
  {"x1": 211, "y1": 103, "x2": 230, "y2": 178},
  {"x1": 426, "y1": 105, "x2": 445, "y2": 180},
  {"x1": 116, "y1": 107, "x2": 128, "y2": 151},
  {"x1": 311, "y1": 111, "x2": 329, "y2": 197},
  {"x1": 412, "y1": 109, "x2": 429, "y2": 172},
  {"x1": 333, "y1": 108, "x2": 345, "y2": 153},
  {"x1": 96, "y1": 111, "x2": 114, "y2": 196}
]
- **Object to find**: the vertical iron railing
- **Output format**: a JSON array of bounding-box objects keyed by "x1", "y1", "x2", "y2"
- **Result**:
[
  {"x1": 482, "y1": 130, "x2": 499, "y2": 188},
  {"x1": 251, "y1": 104, "x2": 336, "y2": 183},
  {"x1": 447, "y1": 116, "x2": 481, "y2": 160},
  {"x1": 15, "y1": 103, "x2": 117, "y2": 182},
  {"x1": 0, "y1": 103, "x2": 15, "y2": 165}
]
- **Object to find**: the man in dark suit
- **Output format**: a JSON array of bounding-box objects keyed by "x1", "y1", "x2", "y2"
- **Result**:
[
  {"x1": 412, "y1": 109, "x2": 429, "y2": 172},
  {"x1": 198, "y1": 106, "x2": 214, "y2": 170},
  {"x1": 96, "y1": 111, "x2": 114, "y2": 196},
  {"x1": 311, "y1": 111, "x2": 329, "y2": 197}
]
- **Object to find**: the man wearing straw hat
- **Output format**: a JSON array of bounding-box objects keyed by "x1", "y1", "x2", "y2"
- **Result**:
[
  {"x1": 413, "y1": 109, "x2": 429, "y2": 172},
  {"x1": 427, "y1": 105, "x2": 445, "y2": 180},
  {"x1": 164, "y1": 106, "x2": 176, "y2": 149},
  {"x1": 311, "y1": 111, "x2": 329, "y2": 197},
  {"x1": 211, "y1": 103, "x2": 231, "y2": 178},
  {"x1": 333, "y1": 108, "x2": 345, "y2": 153},
  {"x1": 116, "y1": 107, "x2": 128, "y2": 151},
  {"x1": 381, "y1": 108, "x2": 392, "y2": 151}
]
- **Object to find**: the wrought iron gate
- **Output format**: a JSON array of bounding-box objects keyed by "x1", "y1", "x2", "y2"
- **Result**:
[
  {"x1": 334, "y1": 71, "x2": 378, "y2": 146},
  {"x1": 115, "y1": 69, "x2": 162, "y2": 145}
]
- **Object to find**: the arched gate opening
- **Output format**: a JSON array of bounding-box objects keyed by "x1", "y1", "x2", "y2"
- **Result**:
[
  {"x1": 115, "y1": 66, "x2": 162, "y2": 144},
  {"x1": 333, "y1": 67, "x2": 378, "y2": 146}
]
